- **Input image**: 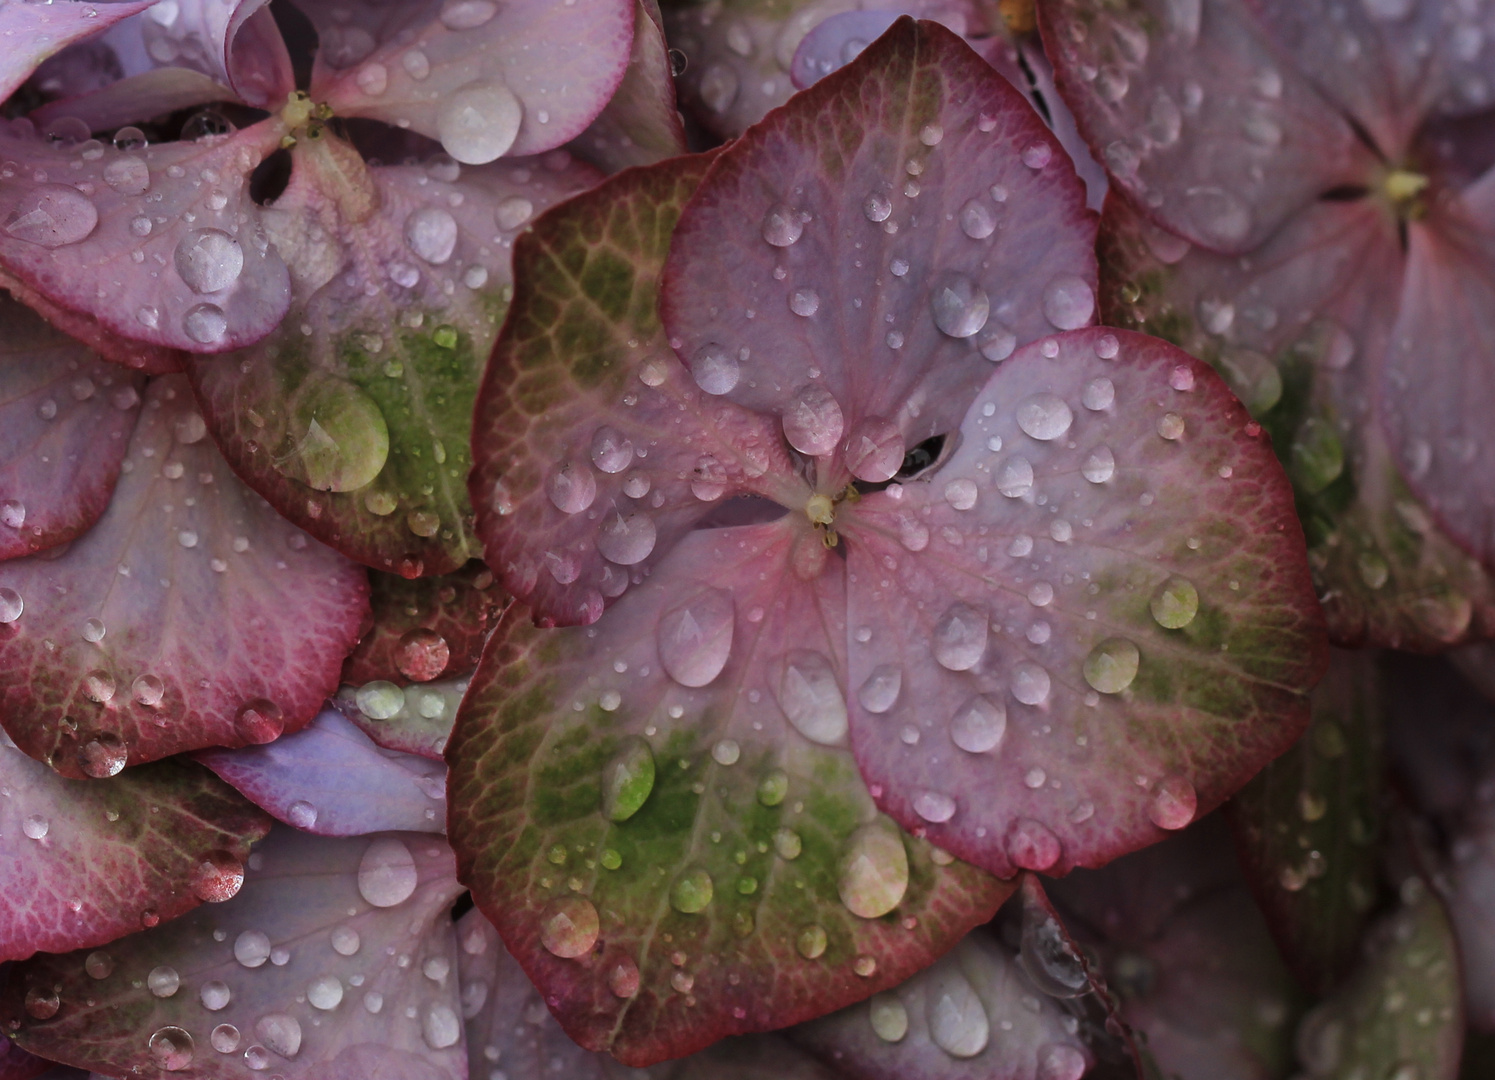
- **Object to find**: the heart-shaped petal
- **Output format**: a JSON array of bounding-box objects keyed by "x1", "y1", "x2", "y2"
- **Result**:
[
  {"x1": 470, "y1": 150, "x2": 798, "y2": 627},
  {"x1": 197, "y1": 708, "x2": 448, "y2": 836},
  {"x1": 303, "y1": 0, "x2": 635, "y2": 163},
  {"x1": 0, "y1": 375, "x2": 368, "y2": 777},
  {"x1": 187, "y1": 140, "x2": 600, "y2": 578},
  {"x1": 0, "y1": 0, "x2": 154, "y2": 106},
  {"x1": 447, "y1": 523, "x2": 1010, "y2": 1065},
  {"x1": 661, "y1": 17, "x2": 1097, "y2": 459},
  {"x1": 1038, "y1": 0, "x2": 1378, "y2": 253},
  {"x1": 341, "y1": 564, "x2": 506, "y2": 687},
  {"x1": 0, "y1": 740, "x2": 270, "y2": 963},
  {"x1": 839, "y1": 327, "x2": 1325, "y2": 878},
  {"x1": 0, "y1": 828, "x2": 467, "y2": 1080},
  {"x1": 1225, "y1": 649, "x2": 1385, "y2": 995},
  {"x1": 336, "y1": 675, "x2": 468, "y2": 762},
  {"x1": 571, "y1": 0, "x2": 689, "y2": 173},
  {"x1": 0, "y1": 295, "x2": 145, "y2": 561}
]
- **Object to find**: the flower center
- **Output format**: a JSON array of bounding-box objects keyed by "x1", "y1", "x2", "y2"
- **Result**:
[
  {"x1": 278, "y1": 91, "x2": 335, "y2": 149},
  {"x1": 1382, "y1": 167, "x2": 1430, "y2": 219}
]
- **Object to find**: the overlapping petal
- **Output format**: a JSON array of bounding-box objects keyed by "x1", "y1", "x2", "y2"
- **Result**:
[
  {"x1": 342, "y1": 563, "x2": 506, "y2": 687},
  {"x1": 0, "y1": 375, "x2": 368, "y2": 776},
  {"x1": 0, "y1": 0, "x2": 154, "y2": 106},
  {"x1": 841, "y1": 328, "x2": 1324, "y2": 877},
  {"x1": 336, "y1": 674, "x2": 467, "y2": 761}
]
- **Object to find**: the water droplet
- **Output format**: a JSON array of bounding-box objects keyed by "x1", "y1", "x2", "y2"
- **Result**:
[
  {"x1": 775, "y1": 650, "x2": 848, "y2": 744},
  {"x1": 958, "y1": 198, "x2": 996, "y2": 239},
  {"x1": 190, "y1": 849, "x2": 244, "y2": 902},
  {"x1": 438, "y1": 81, "x2": 523, "y2": 164},
  {"x1": 422, "y1": 1002, "x2": 461, "y2": 1049},
  {"x1": 700, "y1": 62, "x2": 738, "y2": 112},
  {"x1": 1081, "y1": 377, "x2": 1115, "y2": 411},
  {"x1": 254, "y1": 1013, "x2": 301, "y2": 1058},
  {"x1": 1020, "y1": 912, "x2": 1089, "y2": 997},
  {"x1": 1083, "y1": 638, "x2": 1140, "y2": 694},
  {"x1": 183, "y1": 302, "x2": 227, "y2": 344},
  {"x1": 589, "y1": 426, "x2": 634, "y2": 474},
  {"x1": 857, "y1": 665, "x2": 902, "y2": 713},
  {"x1": 789, "y1": 287, "x2": 820, "y2": 317},
  {"x1": 211, "y1": 1024, "x2": 241, "y2": 1054},
  {"x1": 1151, "y1": 576, "x2": 1199, "y2": 628},
  {"x1": 997, "y1": 456, "x2": 1034, "y2": 497},
  {"x1": 235, "y1": 929, "x2": 271, "y2": 968},
  {"x1": 609, "y1": 956, "x2": 640, "y2": 997},
  {"x1": 1187, "y1": 187, "x2": 1251, "y2": 246},
  {"x1": 356, "y1": 680, "x2": 406, "y2": 721},
  {"x1": 1022, "y1": 140, "x2": 1053, "y2": 168},
  {"x1": 149, "y1": 1026, "x2": 194, "y2": 1071},
  {"x1": 1041, "y1": 276, "x2": 1094, "y2": 330},
  {"x1": 761, "y1": 203, "x2": 803, "y2": 246},
  {"x1": 1157, "y1": 412, "x2": 1186, "y2": 440},
  {"x1": 843, "y1": 416, "x2": 904, "y2": 482},
  {"x1": 402, "y1": 47, "x2": 431, "y2": 80},
  {"x1": 758, "y1": 769, "x2": 789, "y2": 806},
  {"x1": 200, "y1": 980, "x2": 231, "y2": 1010},
  {"x1": 357, "y1": 836, "x2": 418, "y2": 907},
  {"x1": 235, "y1": 699, "x2": 284, "y2": 744},
  {"x1": 671, "y1": 867, "x2": 714, "y2": 913},
  {"x1": 796, "y1": 924, "x2": 828, "y2": 959},
  {"x1": 839, "y1": 825, "x2": 909, "y2": 918},
  {"x1": 5, "y1": 185, "x2": 98, "y2": 247},
  {"x1": 1007, "y1": 818, "x2": 1062, "y2": 870},
  {"x1": 1016, "y1": 392, "x2": 1074, "y2": 441},
  {"x1": 174, "y1": 229, "x2": 243, "y2": 294},
  {"x1": 658, "y1": 588, "x2": 734, "y2": 687},
  {"x1": 355, "y1": 61, "x2": 388, "y2": 95},
  {"x1": 396, "y1": 628, "x2": 450, "y2": 682},
  {"x1": 23, "y1": 987, "x2": 59, "y2": 1019},
  {"x1": 933, "y1": 603, "x2": 987, "y2": 671},
  {"x1": 914, "y1": 791, "x2": 956, "y2": 823},
  {"x1": 440, "y1": 0, "x2": 498, "y2": 29},
  {"x1": 0, "y1": 587, "x2": 22, "y2": 624},
  {"x1": 930, "y1": 271, "x2": 989, "y2": 338},
  {"x1": 864, "y1": 191, "x2": 892, "y2": 222},
  {"x1": 602, "y1": 737, "x2": 655, "y2": 822},
  {"x1": 78, "y1": 731, "x2": 125, "y2": 777},
  {"x1": 870, "y1": 993, "x2": 908, "y2": 1041},
  {"x1": 148, "y1": 965, "x2": 180, "y2": 997},
  {"x1": 404, "y1": 206, "x2": 458, "y2": 265},
  {"x1": 132, "y1": 673, "x2": 165, "y2": 706},
  {"x1": 113, "y1": 126, "x2": 148, "y2": 151},
  {"x1": 546, "y1": 461, "x2": 597, "y2": 514},
  {"x1": 944, "y1": 478, "x2": 978, "y2": 510},
  {"x1": 782, "y1": 384, "x2": 844, "y2": 456},
  {"x1": 22, "y1": 813, "x2": 48, "y2": 840},
  {"x1": 0, "y1": 499, "x2": 24, "y2": 528},
  {"x1": 774, "y1": 827, "x2": 803, "y2": 859},
  {"x1": 331, "y1": 924, "x2": 361, "y2": 956},
  {"x1": 950, "y1": 695, "x2": 1007, "y2": 753},
  {"x1": 691, "y1": 342, "x2": 740, "y2": 395},
  {"x1": 1011, "y1": 662, "x2": 1051, "y2": 705},
  {"x1": 494, "y1": 195, "x2": 534, "y2": 231},
  {"x1": 85, "y1": 951, "x2": 115, "y2": 979},
  {"x1": 1081, "y1": 445, "x2": 1115, "y2": 484},
  {"x1": 81, "y1": 617, "x2": 106, "y2": 643},
  {"x1": 540, "y1": 895, "x2": 599, "y2": 958},
  {"x1": 1291, "y1": 417, "x2": 1344, "y2": 494},
  {"x1": 1148, "y1": 775, "x2": 1197, "y2": 830},
  {"x1": 927, "y1": 967, "x2": 989, "y2": 1057}
]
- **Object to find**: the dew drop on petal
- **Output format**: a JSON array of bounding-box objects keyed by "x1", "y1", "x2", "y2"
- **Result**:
[
  {"x1": 540, "y1": 896, "x2": 600, "y2": 958},
  {"x1": 857, "y1": 665, "x2": 902, "y2": 714},
  {"x1": 782, "y1": 384, "x2": 844, "y2": 456},
  {"x1": 789, "y1": 287, "x2": 820, "y2": 316},
  {"x1": 200, "y1": 981, "x2": 231, "y2": 1011},
  {"x1": 1021, "y1": 140, "x2": 1053, "y2": 168},
  {"x1": 843, "y1": 416, "x2": 904, "y2": 483},
  {"x1": 22, "y1": 814, "x2": 48, "y2": 839},
  {"x1": 930, "y1": 271, "x2": 989, "y2": 338},
  {"x1": 602, "y1": 737, "x2": 656, "y2": 822},
  {"x1": 357, "y1": 836, "x2": 418, "y2": 907},
  {"x1": 1016, "y1": 392, "x2": 1074, "y2": 440},
  {"x1": 870, "y1": 994, "x2": 908, "y2": 1042},
  {"x1": 589, "y1": 426, "x2": 634, "y2": 473},
  {"x1": 1037, "y1": 1044, "x2": 1087, "y2": 1080},
  {"x1": 758, "y1": 769, "x2": 789, "y2": 807},
  {"x1": 174, "y1": 229, "x2": 243, "y2": 293},
  {"x1": 1149, "y1": 775, "x2": 1197, "y2": 830},
  {"x1": 254, "y1": 1013, "x2": 301, "y2": 1059},
  {"x1": 439, "y1": 0, "x2": 498, "y2": 29},
  {"x1": 104, "y1": 156, "x2": 150, "y2": 195},
  {"x1": 838, "y1": 825, "x2": 909, "y2": 918},
  {"x1": 950, "y1": 695, "x2": 1006, "y2": 753},
  {"x1": 761, "y1": 203, "x2": 803, "y2": 246},
  {"x1": 189, "y1": 849, "x2": 245, "y2": 902},
  {"x1": 396, "y1": 628, "x2": 450, "y2": 681},
  {"x1": 609, "y1": 956, "x2": 640, "y2": 998},
  {"x1": 147, "y1": 965, "x2": 180, "y2": 997},
  {"x1": 863, "y1": 192, "x2": 892, "y2": 222},
  {"x1": 183, "y1": 303, "x2": 227, "y2": 344},
  {"x1": 235, "y1": 929, "x2": 271, "y2": 968},
  {"x1": 495, "y1": 195, "x2": 533, "y2": 230},
  {"x1": 711, "y1": 739, "x2": 740, "y2": 766},
  {"x1": 0, "y1": 588, "x2": 21, "y2": 623},
  {"x1": 438, "y1": 81, "x2": 522, "y2": 164},
  {"x1": 944, "y1": 478, "x2": 978, "y2": 510},
  {"x1": 927, "y1": 967, "x2": 989, "y2": 1057},
  {"x1": 1011, "y1": 662, "x2": 1051, "y2": 705},
  {"x1": 958, "y1": 198, "x2": 996, "y2": 239},
  {"x1": 355, "y1": 680, "x2": 405, "y2": 720},
  {"x1": 1007, "y1": 818, "x2": 1062, "y2": 870},
  {"x1": 133, "y1": 673, "x2": 165, "y2": 705},
  {"x1": 658, "y1": 588, "x2": 734, "y2": 687},
  {"x1": 0, "y1": 499, "x2": 23, "y2": 529},
  {"x1": 775, "y1": 650, "x2": 848, "y2": 744},
  {"x1": 671, "y1": 867, "x2": 714, "y2": 913},
  {"x1": 691, "y1": 342, "x2": 739, "y2": 395},
  {"x1": 914, "y1": 791, "x2": 957, "y2": 823},
  {"x1": 1151, "y1": 576, "x2": 1199, "y2": 628},
  {"x1": 404, "y1": 206, "x2": 458, "y2": 265},
  {"x1": 210, "y1": 1024, "x2": 240, "y2": 1054},
  {"x1": 997, "y1": 456, "x2": 1034, "y2": 497},
  {"x1": 1081, "y1": 446, "x2": 1115, "y2": 484},
  {"x1": 148, "y1": 1026, "x2": 194, "y2": 1071},
  {"x1": 1157, "y1": 412, "x2": 1186, "y2": 440},
  {"x1": 85, "y1": 951, "x2": 115, "y2": 979},
  {"x1": 4, "y1": 185, "x2": 98, "y2": 247},
  {"x1": 331, "y1": 925, "x2": 360, "y2": 956},
  {"x1": 933, "y1": 603, "x2": 987, "y2": 671},
  {"x1": 796, "y1": 924, "x2": 828, "y2": 959},
  {"x1": 78, "y1": 732, "x2": 126, "y2": 776},
  {"x1": 1041, "y1": 275, "x2": 1094, "y2": 330},
  {"x1": 597, "y1": 510, "x2": 656, "y2": 566}
]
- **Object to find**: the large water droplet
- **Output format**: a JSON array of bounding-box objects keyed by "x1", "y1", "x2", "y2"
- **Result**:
[
  {"x1": 843, "y1": 416, "x2": 904, "y2": 483},
  {"x1": 782, "y1": 384, "x2": 844, "y2": 456},
  {"x1": 597, "y1": 509, "x2": 656, "y2": 565},
  {"x1": 0, "y1": 499, "x2": 22, "y2": 529},
  {"x1": 78, "y1": 732, "x2": 126, "y2": 777},
  {"x1": 671, "y1": 867, "x2": 714, "y2": 913},
  {"x1": 404, "y1": 206, "x2": 458, "y2": 265},
  {"x1": 950, "y1": 695, "x2": 1006, "y2": 753},
  {"x1": 396, "y1": 628, "x2": 450, "y2": 682},
  {"x1": 870, "y1": 994, "x2": 908, "y2": 1042},
  {"x1": 1082, "y1": 377, "x2": 1115, "y2": 411},
  {"x1": 149, "y1": 1026, "x2": 195, "y2": 1071},
  {"x1": 356, "y1": 680, "x2": 406, "y2": 720},
  {"x1": 775, "y1": 650, "x2": 848, "y2": 744},
  {"x1": 24, "y1": 987, "x2": 59, "y2": 1019},
  {"x1": 1007, "y1": 818, "x2": 1062, "y2": 870},
  {"x1": 540, "y1": 896, "x2": 600, "y2": 958},
  {"x1": 602, "y1": 737, "x2": 655, "y2": 822},
  {"x1": 190, "y1": 849, "x2": 244, "y2": 902},
  {"x1": 438, "y1": 81, "x2": 522, "y2": 164},
  {"x1": 997, "y1": 456, "x2": 1034, "y2": 497},
  {"x1": 857, "y1": 665, "x2": 901, "y2": 713},
  {"x1": 357, "y1": 836, "x2": 418, "y2": 907},
  {"x1": 1149, "y1": 775, "x2": 1197, "y2": 830},
  {"x1": 927, "y1": 967, "x2": 989, "y2": 1057},
  {"x1": 944, "y1": 478, "x2": 978, "y2": 510},
  {"x1": 303, "y1": 974, "x2": 341, "y2": 1011},
  {"x1": 85, "y1": 951, "x2": 115, "y2": 979},
  {"x1": 174, "y1": 229, "x2": 243, "y2": 294},
  {"x1": 275, "y1": 377, "x2": 389, "y2": 491},
  {"x1": 200, "y1": 980, "x2": 231, "y2": 1010},
  {"x1": 254, "y1": 1013, "x2": 301, "y2": 1058},
  {"x1": 1011, "y1": 662, "x2": 1051, "y2": 705},
  {"x1": 658, "y1": 588, "x2": 734, "y2": 687},
  {"x1": 929, "y1": 271, "x2": 989, "y2": 338},
  {"x1": 210, "y1": 1023, "x2": 240, "y2": 1054},
  {"x1": 22, "y1": 814, "x2": 48, "y2": 840},
  {"x1": 1016, "y1": 392, "x2": 1074, "y2": 441},
  {"x1": 235, "y1": 929, "x2": 271, "y2": 968},
  {"x1": 546, "y1": 462, "x2": 596, "y2": 514},
  {"x1": 147, "y1": 965, "x2": 180, "y2": 997},
  {"x1": 864, "y1": 191, "x2": 892, "y2": 222},
  {"x1": 838, "y1": 825, "x2": 909, "y2": 918},
  {"x1": 1151, "y1": 576, "x2": 1199, "y2": 628},
  {"x1": 331, "y1": 924, "x2": 361, "y2": 956},
  {"x1": 0, "y1": 587, "x2": 22, "y2": 623},
  {"x1": 691, "y1": 343, "x2": 739, "y2": 395},
  {"x1": 1082, "y1": 446, "x2": 1115, "y2": 483},
  {"x1": 4, "y1": 185, "x2": 98, "y2": 247},
  {"x1": 589, "y1": 426, "x2": 634, "y2": 473},
  {"x1": 958, "y1": 198, "x2": 997, "y2": 239},
  {"x1": 132, "y1": 673, "x2": 165, "y2": 705},
  {"x1": 1041, "y1": 275, "x2": 1095, "y2": 330},
  {"x1": 104, "y1": 156, "x2": 150, "y2": 194},
  {"x1": 761, "y1": 203, "x2": 803, "y2": 246},
  {"x1": 234, "y1": 698, "x2": 284, "y2": 744},
  {"x1": 1083, "y1": 638, "x2": 1140, "y2": 694},
  {"x1": 933, "y1": 603, "x2": 987, "y2": 671}
]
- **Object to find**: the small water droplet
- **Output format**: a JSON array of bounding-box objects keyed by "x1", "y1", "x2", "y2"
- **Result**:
[
  {"x1": 235, "y1": 929, "x2": 271, "y2": 968},
  {"x1": 712, "y1": 738, "x2": 741, "y2": 766},
  {"x1": 0, "y1": 499, "x2": 24, "y2": 529},
  {"x1": 775, "y1": 650, "x2": 848, "y2": 744},
  {"x1": 254, "y1": 1013, "x2": 301, "y2": 1059},
  {"x1": 546, "y1": 462, "x2": 597, "y2": 514},
  {"x1": 1151, "y1": 576, "x2": 1199, "y2": 628},
  {"x1": 958, "y1": 198, "x2": 996, "y2": 239},
  {"x1": 933, "y1": 603, "x2": 988, "y2": 671},
  {"x1": 147, "y1": 965, "x2": 180, "y2": 998},
  {"x1": 1011, "y1": 662, "x2": 1051, "y2": 705},
  {"x1": 22, "y1": 813, "x2": 48, "y2": 840},
  {"x1": 85, "y1": 951, "x2": 115, "y2": 979},
  {"x1": 1021, "y1": 140, "x2": 1053, "y2": 168},
  {"x1": 1016, "y1": 392, "x2": 1074, "y2": 440},
  {"x1": 404, "y1": 206, "x2": 458, "y2": 265},
  {"x1": 944, "y1": 478, "x2": 978, "y2": 510},
  {"x1": 796, "y1": 924, "x2": 828, "y2": 959},
  {"x1": 200, "y1": 979, "x2": 231, "y2": 1011},
  {"x1": 997, "y1": 456, "x2": 1034, "y2": 497},
  {"x1": 761, "y1": 203, "x2": 803, "y2": 246},
  {"x1": 857, "y1": 665, "x2": 902, "y2": 713},
  {"x1": 1157, "y1": 412, "x2": 1186, "y2": 440},
  {"x1": 914, "y1": 791, "x2": 956, "y2": 823},
  {"x1": 132, "y1": 673, "x2": 165, "y2": 706},
  {"x1": 602, "y1": 737, "x2": 656, "y2": 822},
  {"x1": 1083, "y1": 638, "x2": 1140, "y2": 694},
  {"x1": 190, "y1": 849, "x2": 244, "y2": 902},
  {"x1": 658, "y1": 589, "x2": 734, "y2": 687},
  {"x1": 843, "y1": 416, "x2": 904, "y2": 483},
  {"x1": 671, "y1": 867, "x2": 714, "y2": 913},
  {"x1": 210, "y1": 1024, "x2": 241, "y2": 1054},
  {"x1": 1148, "y1": 775, "x2": 1197, "y2": 830},
  {"x1": 23, "y1": 987, "x2": 59, "y2": 1019},
  {"x1": 183, "y1": 302, "x2": 227, "y2": 344},
  {"x1": 440, "y1": 0, "x2": 498, "y2": 29},
  {"x1": 864, "y1": 191, "x2": 892, "y2": 222},
  {"x1": 396, "y1": 628, "x2": 450, "y2": 682},
  {"x1": 78, "y1": 732, "x2": 126, "y2": 777},
  {"x1": 870, "y1": 993, "x2": 908, "y2": 1042},
  {"x1": 1041, "y1": 275, "x2": 1094, "y2": 330},
  {"x1": 782, "y1": 384, "x2": 844, "y2": 456},
  {"x1": 758, "y1": 769, "x2": 789, "y2": 807},
  {"x1": 540, "y1": 896, "x2": 599, "y2": 958},
  {"x1": 774, "y1": 827, "x2": 803, "y2": 859},
  {"x1": 356, "y1": 681, "x2": 406, "y2": 720},
  {"x1": 438, "y1": 81, "x2": 523, "y2": 164}
]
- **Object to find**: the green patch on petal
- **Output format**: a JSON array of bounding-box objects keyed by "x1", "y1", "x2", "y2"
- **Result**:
[{"x1": 1226, "y1": 650, "x2": 1385, "y2": 995}]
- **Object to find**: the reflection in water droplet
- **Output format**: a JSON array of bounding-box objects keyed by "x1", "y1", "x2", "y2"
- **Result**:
[
  {"x1": 1011, "y1": 662, "x2": 1051, "y2": 705},
  {"x1": 933, "y1": 603, "x2": 987, "y2": 671},
  {"x1": 782, "y1": 384, "x2": 844, "y2": 456},
  {"x1": 927, "y1": 966, "x2": 989, "y2": 1057},
  {"x1": 1016, "y1": 392, "x2": 1074, "y2": 441},
  {"x1": 546, "y1": 462, "x2": 597, "y2": 514},
  {"x1": 22, "y1": 814, "x2": 48, "y2": 840},
  {"x1": 950, "y1": 695, "x2": 1006, "y2": 753},
  {"x1": 78, "y1": 732, "x2": 126, "y2": 777},
  {"x1": 211, "y1": 1024, "x2": 241, "y2": 1054},
  {"x1": 275, "y1": 377, "x2": 389, "y2": 492},
  {"x1": 930, "y1": 271, "x2": 989, "y2": 338},
  {"x1": 85, "y1": 951, "x2": 115, "y2": 979},
  {"x1": 235, "y1": 929, "x2": 271, "y2": 968},
  {"x1": 396, "y1": 628, "x2": 450, "y2": 682},
  {"x1": 602, "y1": 737, "x2": 656, "y2": 822},
  {"x1": 914, "y1": 791, "x2": 956, "y2": 823},
  {"x1": 796, "y1": 924, "x2": 828, "y2": 959},
  {"x1": 149, "y1": 1026, "x2": 195, "y2": 1071},
  {"x1": 857, "y1": 665, "x2": 902, "y2": 713},
  {"x1": 356, "y1": 681, "x2": 406, "y2": 720},
  {"x1": 147, "y1": 965, "x2": 180, "y2": 998},
  {"x1": 1081, "y1": 377, "x2": 1115, "y2": 411},
  {"x1": 671, "y1": 867, "x2": 714, "y2": 913},
  {"x1": 757, "y1": 769, "x2": 789, "y2": 807},
  {"x1": 997, "y1": 456, "x2": 1034, "y2": 497},
  {"x1": 775, "y1": 650, "x2": 848, "y2": 744},
  {"x1": 24, "y1": 987, "x2": 59, "y2": 1019},
  {"x1": 174, "y1": 229, "x2": 243, "y2": 293},
  {"x1": 870, "y1": 993, "x2": 908, "y2": 1042},
  {"x1": 843, "y1": 416, "x2": 904, "y2": 483},
  {"x1": 1083, "y1": 638, "x2": 1140, "y2": 694},
  {"x1": 190, "y1": 849, "x2": 245, "y2": 902},
  {"x1": 1041, "y1": 275, "x2": 1094, "y2": 330},
  {"x1": 235, "y1": 699, "x2": 284, "y2": 744},
  {"x1": 438, "y1": 81, "x2": 523, "y2": 164},
  {"x1": 1151, "y1": 576, "x2": 1199, "y2": 628},
  {"x1": 540, "y1": 896, "x2": 600, "y2": 958},
  {"x1": 609, "y1": 956, "x2": 641, "y2": 997},
  {"x1": 1149, "y1": 775, "x2": 1198, "y2": 830},
  {"x1": 200, "y1": 980, "x2": 231, "y2": 1011},
  {"x1": 761, "y1": 203, "x2": 803, "y2": 246},
  {"x1": 839, "y1": 825, "x2": 909, "y2": 918}
]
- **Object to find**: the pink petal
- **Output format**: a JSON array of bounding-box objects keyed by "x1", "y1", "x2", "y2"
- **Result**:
[
  {"x1": 335, "y1": 675, "x2": 468, "y2": 762},
  {"x1": 470, "y1": 151, "x2": 797, "y2": 627},
  {"x1": 0, "y1": 118, "x2": 293, "y2": 353},
  {"x1": 839, "y1": 327, "x2": 1325, "y2": 878},
  {"x1": 33, "y1": 1, "x2": 294, "y2": 128},
  {"x1": 661, "y1": 18, "x2": 1097, "y2": 464},
  {"x1": 0, "y1": 0, "x2": 154, "y2": 106},
  {"x1": 342, "y1": 564, "x2": 507, "y2": 687},
  {"x1": 305, "y1": 0, "x2": 635, "y2": 163},
  {"x1": 0, "y1": 375, "x2": 368, "y2": 777},
  {"x1": 1038, "y1": 0, "x2": 1378, "y2": 253},
  {"x1": 792, "y1": 922, "x2": 1094, "y2": 1079},
  {"x1": 454, "y1": 909, "x2": 842, "y2": 1080},
  {"x1": 1099, "y1": 192, "x2": 1495, "y2": 648},
  {"x1": 0, "y1": 273, "x2": 182, "y2": 373},
  {"x1": 0, "y1": 743, "x2": 270, "y2": 962},
  {"x1": 789, "y1": 10, "x2": 903, "y2": 89},
  {"x1": 570, "y1": 0, "x2": 689, "y2": 173},
  {"x1": 187, "y1": 141, "x2": 600, "y2": 578},
  {"x1": 0, "y1": 296, "x2": 145, "y2": 561},
  {"x1": 1, "y1": 828, "x2": 467, "y2": 1080},
  {"x1": 1018, "y1": 39, "x2": 1109, "y2": 212},
  {"x1": 197, "y1": 708, "x2": 449, "y2": 836},
  {"x1": 446, "y1": 522, "x2": 1010, "y2": 1065}
]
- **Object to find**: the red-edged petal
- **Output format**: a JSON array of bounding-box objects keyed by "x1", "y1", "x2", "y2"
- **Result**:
[
  {"x1": 0, "y1": 295, "x2": 144, "y2": 561},
  {"x1": 791, "y1": 921, "x2": 1094, "y2": 1079},
  {"x1": 446, "y1": 522, "x2": 1009, "y2": 1065},
  {"x1": 304, "y1": 0, "x2": 634, "y2": 164},
  {"x1": 839, "y1": 327, "x2": 1325, "y2": 878},
  {"x1": 1037, "y1": 0, "x2": 1377, "y2": 253},
  {"x1": 0, "y1": 0, "x2": 154, "y2": 105},
  {"x1": 335, "y1": 674, "x2": 468, "y2": 762},
  {"x1": 0, "y1": 118, "x2": 292, "y2": 355},
  {"x1": 1378, "y1": 172, "x2": 1495, "y2": 575},
  {"x1": 0, "y1": 375, "x2": 368, "y2": 777},
  {"x1": 342, "y1": 564, "x2": 505, "y2": 687},
  {"x1": 662, "y1": 17, "x2": 1097, "y2": 460},
  {"x1": 0, "y1": 742, "x2": 270, "y2": 962},
  {"x1": 1, "y1": 828, "x2": 467, "y2": 1080},
  {"x1": 1099, "y1": 193, "x2": 1495, "y2": 648},
  {"x1": 454, "y1": 909, "x2": 845, "y2": 1080},
  {"x1": 471, "y1": 151, "x2": 797, "y2": 627},
  {"x1": 571, "y1": 0, "x2": 689, "y2": 173},
  {"x1": 33, "y1": 0, "x2": 294, "y2": 129},
  {"x1": 187, "y1": 140, "x2": 599, "y2": 578},
  {"x1": 197, "y1": 708, "x2": 448, "y2": 836},
  {"x1": 0, "y1": 273, "x2": 183, "y2": 374}
]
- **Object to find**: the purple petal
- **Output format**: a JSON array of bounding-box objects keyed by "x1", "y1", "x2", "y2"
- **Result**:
[
  {"x1": 790, "y1": 10, "x2": 903, "y2": 89},
  {"x1": 570, "y1": 0, "x2": 689, "y2": 172},
  {"x1": 0, "y1": 0, "x2": 154, "y2": 106}
]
